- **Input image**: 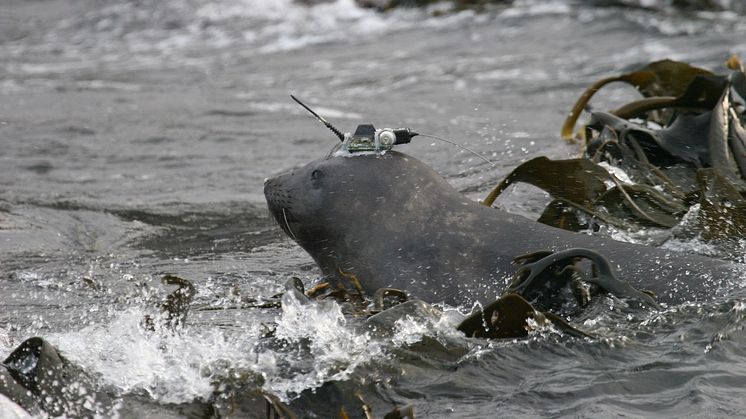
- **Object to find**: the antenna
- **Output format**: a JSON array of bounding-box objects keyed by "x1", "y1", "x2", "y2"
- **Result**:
[{"x1": 290, "y1": 94, "x2": 345, "y2": 142}]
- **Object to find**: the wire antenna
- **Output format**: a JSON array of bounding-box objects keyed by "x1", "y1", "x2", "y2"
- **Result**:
[
  {"x1": 290, "y1": 94, "x2": 345, "y2": 141},
  {"x1": 417, "y1": 133, "x2": 496, "y2": 167}
]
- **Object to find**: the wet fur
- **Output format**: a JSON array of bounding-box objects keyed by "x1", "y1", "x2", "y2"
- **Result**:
[{"x1": 264, "y1": 151, "x2": 743, "y2": 306}]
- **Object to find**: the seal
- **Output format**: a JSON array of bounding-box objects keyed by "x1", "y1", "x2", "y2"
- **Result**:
[{"x1": 264, "y1": 151, "x2": 743, "y2": 306}]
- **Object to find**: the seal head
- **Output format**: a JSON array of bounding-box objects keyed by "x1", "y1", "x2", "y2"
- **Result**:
[{"x1": 264, "y1": 151, "x2": 487, "y2": 303}]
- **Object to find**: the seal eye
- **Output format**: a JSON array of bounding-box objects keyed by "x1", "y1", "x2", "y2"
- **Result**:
[{"x1": 311, "y1": 169, "x2": 323, "y2": 180}]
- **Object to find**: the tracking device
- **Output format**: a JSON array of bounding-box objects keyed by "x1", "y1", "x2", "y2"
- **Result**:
[
  {"x1": 290, "y1": 94, "x2": 495, "y2": 166},
  {"x1": 291, "y1": 95, "x2": 417, "y2": 153}
]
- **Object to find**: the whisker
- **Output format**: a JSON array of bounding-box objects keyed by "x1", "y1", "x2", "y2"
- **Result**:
[{"x1": 282, "y1": 208, "x2": 297, "y2": 240}]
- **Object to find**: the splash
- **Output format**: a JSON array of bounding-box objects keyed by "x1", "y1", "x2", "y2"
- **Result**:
[
  {"x1": 49, "y1": 307, "x2": 251, "y2": 404},
  {"x1": 262, "y1": 291, "x2": 384, "y2": 399},
  {"x1": 45, "y1": 290, "x2": 389, "y2": 405}
]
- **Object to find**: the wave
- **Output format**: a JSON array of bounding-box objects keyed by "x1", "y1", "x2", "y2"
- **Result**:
[{"x1": 1, "y1": 0, "x2": 743, "y2": 80}]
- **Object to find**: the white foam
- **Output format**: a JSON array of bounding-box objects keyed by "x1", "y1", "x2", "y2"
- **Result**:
[
  {"x1": 0, "y1": 394, "x2": 30, "y2": 419},
  {"x1": 332, "y1": 148, "x2": 381, "y2": 158},
  {"x1": 311, "y1": 106, "x2": 362, "y2": 120},
  {"x1": 240, "y1": 100, "x2": 362, "y2": 119},
  {"x1": 50, "y1": 308, "x2": 225, "y2": 404},
  {"x1": 500, "y1": 0, "x2": 572, "y2": 19},
  {"x1": 474, "y1": 68, "x2": 550, "y2": 82},
  {"x1": 263, "y1": 291, "x2": 383, "y2": 398},
  {"x1": 46, "y1": 292, "x2": 385, "y2": 403}
]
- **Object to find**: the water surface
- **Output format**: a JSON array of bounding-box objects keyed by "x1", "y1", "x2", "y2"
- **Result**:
[{"x1": 2, "y1": 0, "x2": 746, "y2": 417}]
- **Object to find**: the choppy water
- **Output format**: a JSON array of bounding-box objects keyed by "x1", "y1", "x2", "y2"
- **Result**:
[{"x1": 2, "y1": 0, "x2": 746, "y2": 417}]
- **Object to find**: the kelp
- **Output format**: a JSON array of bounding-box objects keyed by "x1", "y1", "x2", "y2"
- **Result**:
[
  {"x1": 482, "y1": 156, "x2": 610, "y2": 208},
  {"x1": 693, "y1": 169, "x2": 746, "y2": 241},
  {"x1": 483, "y1": 156, "x2": 690, "y2": 231},
  {"x1": 142, "y1": 274, "x2": 196, "y2": 332},
  {"x1": 490, "y1": 56, "x2": 746, "y2": 242},
  {"x1": 508, "y1": 248, "x2": 658, "y2": 310},
  {"x1": 612, "y1": 73, "x2": 727, "y2": 123},
  {"x1": 456, "y1": 293, "x2": 593, "y2": 339},
  {"x1": 594, "y1": 183, "x2": 687, "y2": 228},
  {"x1": 455, "y1": 247, "x2": 664, "y2": 341},
  {"x1": 159, "y1": 274, "x2": 196, "y2": 330},
  {"x1": 453, "y1": 249, "x2": 658, "y2": 340},
  {"x1": 561, "y1": 59, "x2": 713, "y2": 140}
]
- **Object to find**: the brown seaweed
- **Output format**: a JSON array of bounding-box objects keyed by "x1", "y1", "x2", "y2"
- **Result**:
[
  {"x1": 456, "y1": 293, "x2": 593, "y2": 339},
  {"x1": 482, "y1": 157, "x2": 610, "y2": 208},
  {"x1": 561, "y1": 59, "x2": 713, "y2": 139},
  {"x1": 510, "y1": 56, "x2": 746, "y2": 241}
]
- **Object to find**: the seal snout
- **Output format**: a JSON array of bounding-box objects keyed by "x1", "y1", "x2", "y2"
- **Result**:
[
  {"x1": 263, "y1": 174, "x2": 300, "y2": 240},
  {"x1": 263, "y1": 175, "x2": 291, "y2": 213}
]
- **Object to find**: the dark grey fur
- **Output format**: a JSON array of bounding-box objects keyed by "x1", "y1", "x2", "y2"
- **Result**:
[{"x1": 264, "y1": 151, "x2": 743, "y2": 306}]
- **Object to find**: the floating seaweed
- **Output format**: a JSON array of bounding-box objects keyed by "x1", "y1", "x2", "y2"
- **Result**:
[
  {"x1": 456, "y1": 247, "x2": 662, "y2": 340},
  {"x1": 560, "y1": 59, "x2": 715, "y2": 140},
  {"x1": 142, "y1": 274, "x2": 196, "y2": 332},
  {"x1": 456, "y1": 293, "x2": 593, "y2": 340},
  {"x1": 488, "y1": 56, "x2": 746, "y2": 244}
]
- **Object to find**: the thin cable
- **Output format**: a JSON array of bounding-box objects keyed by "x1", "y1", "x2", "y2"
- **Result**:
[{"x1": 417, "y1": 132, "x2": 496, "y2": 167}]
